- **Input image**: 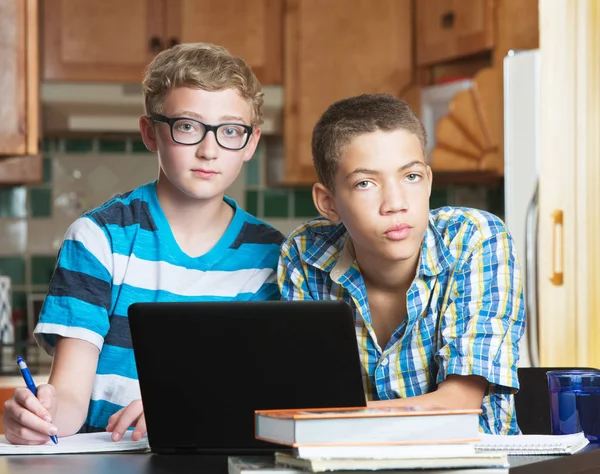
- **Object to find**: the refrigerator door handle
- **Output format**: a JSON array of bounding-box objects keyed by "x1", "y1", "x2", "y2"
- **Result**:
[{"x1": 525, "y1": 183, "x2": 540, "y2": 367}]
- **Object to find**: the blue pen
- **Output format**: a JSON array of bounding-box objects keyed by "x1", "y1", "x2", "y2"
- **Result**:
[{"x1": 16, "y1": 356, "x2": 58, "y2": 445}]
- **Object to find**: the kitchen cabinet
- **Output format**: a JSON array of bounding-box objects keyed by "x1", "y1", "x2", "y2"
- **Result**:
[
  {"x1": 42, "y1": 0, "x2": 282, "y2": 85},
  {"x1": 283, "y1": 0, "x2": 413, "y2": 185},
  {"x1": 416, "y1": 0, "x2": 495, "y2": 66},
  {"x1": 425, "y1": 0, "x2": 538, "y2": 177},
  {"x1": 0, "y1": 0, "x2": 42, "y2": 184}
]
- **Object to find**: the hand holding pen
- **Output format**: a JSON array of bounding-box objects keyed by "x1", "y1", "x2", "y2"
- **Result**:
[{"x1": 15, "y1": 356, "x2": 58, "y2": 444}]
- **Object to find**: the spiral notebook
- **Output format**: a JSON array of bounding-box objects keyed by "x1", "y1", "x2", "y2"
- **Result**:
[{"x1": 475, "y1": 432, "x2": 589, "y2": 455}]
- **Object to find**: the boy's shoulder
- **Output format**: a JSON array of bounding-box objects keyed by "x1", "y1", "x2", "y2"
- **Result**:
[
  {"x1": 83, "y1": 182, "x2": 156, "y2": 230},
  {"x1": 282, "y1": 217, "x2": 347, "y2": 261},
  {"x1": 429, "y1": 206, "x2": 510, "y2": 246},
  {"x1": 229, "y1": 199, "x2": 286, "y2": 248}
]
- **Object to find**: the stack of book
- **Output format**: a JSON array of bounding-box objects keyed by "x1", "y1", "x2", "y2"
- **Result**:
[{"x1": 228, "y1": 406, "x2": 510, "y2": 474}]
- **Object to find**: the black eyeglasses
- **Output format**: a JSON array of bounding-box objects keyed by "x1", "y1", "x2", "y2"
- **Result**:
[{"x1": 150, "y1": 114, "x2": 253, "y2": 150}]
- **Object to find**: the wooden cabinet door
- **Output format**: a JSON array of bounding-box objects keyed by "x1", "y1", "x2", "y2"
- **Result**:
[
  {"x1": 0, "y1": 0, "x2": 41, "y2": 185},
  {"x1": 0, "y1": 0, "x2": 39, "y2": 156},
  {"x1": 284, "y1": 0, "x2": 413, "y2": 185},
  {"x1": 166, "y1": 0, "x2": 282, "y2": 85},
  {"x1": 416, "y1": 0, "x2": 494, "y2": 66},
  {"x1": 42, "y1": 0, "x2": 163, "y2": 82}
]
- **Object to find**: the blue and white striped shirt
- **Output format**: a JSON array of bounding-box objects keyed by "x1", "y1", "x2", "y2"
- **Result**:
[
  {"x1": 34, "y1": 181, "x2": 284, "y2": 432},
  {"x1": 278, "y1": 207, "x2": 526, "y2": 435}
]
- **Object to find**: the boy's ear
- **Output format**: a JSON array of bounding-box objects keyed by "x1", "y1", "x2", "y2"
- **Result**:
[
  {"x1": 242, "y1": 128, "x2": 262, "y2": 163},
  {"x1": 139, "y1": 116, "x2": 157, "y2": 153},
  {"x1": 426, "y1": 165, "x2": 433, "y2": 197},
  {"x1": 313, "y1": 183, "x2": 341, "y2": 222}
]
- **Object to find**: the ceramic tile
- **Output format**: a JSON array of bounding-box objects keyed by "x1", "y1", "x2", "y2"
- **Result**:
[
  {"x1": 29, "y1": 188, "x2": 52, "y2": 218},
  {"x1": 0, "y1": 220, "x2": 27, "y2": 255},
  {"x1": 27, "y1": 218, "x2": 70, "y2": 254},
  {"x1": 31, "y1": 255, "x2": 57, "y2": 286},
  {"x1": 293, "y1": 188, "x2": 317, "y2": 218},
  {"x1": 0, "y1": 257, "x2": 25, "y2": 285},
  {"x1": 263, "y1": 189, "x2": 290, "y2": 218},
  {"x1": 64, "y1": 139, "x2": 93, "y2": 153},
  {"x1": 0, "y1": 187, "x2": 27, "y2": 218},
  {"x1": 131, "y1": 139, "x2": 150, "y2": 153},
  {"x1": 98, "y1": 139, "x2": 127, "y2": 153},
  {"x1": 245, "y1": 190, "x2": 258, "y2": 216}
]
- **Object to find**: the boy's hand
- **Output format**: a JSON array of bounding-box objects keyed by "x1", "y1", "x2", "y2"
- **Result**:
[
  {"x1": 106, "y1": 399, "x2": 146, "y2": 441},
  {"x1": 3, "y1": 384, "x2": 58, "y2": 445}
]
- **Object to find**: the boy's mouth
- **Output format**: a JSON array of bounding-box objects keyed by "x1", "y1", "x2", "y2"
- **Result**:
[
  {"x1": 191, "y1": 169, "x2": 219, "y2": 179},
  {"x1": 384, "y1": 223, "x2": 412, "y2": 241}
]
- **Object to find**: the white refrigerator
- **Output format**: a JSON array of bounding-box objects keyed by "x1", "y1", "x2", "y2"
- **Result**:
[{"x1": 503, "y1": 49, "x2": 541, "y2": 368}]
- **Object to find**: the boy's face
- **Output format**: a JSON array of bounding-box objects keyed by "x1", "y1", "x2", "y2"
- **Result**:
[
  {"x1": 316, "y1": 129, "x2": 432, "y2": 264},
  {"x1": 140, "y1": 87, "x2": 260, "y2": 201}
]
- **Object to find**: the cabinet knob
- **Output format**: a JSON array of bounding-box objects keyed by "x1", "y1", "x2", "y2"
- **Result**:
[
  {"x1": 169, "y1": 37, "x2": 180, "y2": 48},
  {"x1": 149, "y1": 36, "x2": 164, "y2": 53},
  {"x1": 441, "y1": 11, "x2": 455, "y2": 29}
]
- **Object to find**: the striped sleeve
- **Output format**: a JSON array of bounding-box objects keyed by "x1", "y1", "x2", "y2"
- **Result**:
[
  {"x1": 34, "y1": 217, "x2": 114, "y2": 354},
  {"x1": 277, "y1": 235, "x2": 315, "y2": 301},
  {"x1": 434, "y1": 230, "x2": 525, "y2": 431}
]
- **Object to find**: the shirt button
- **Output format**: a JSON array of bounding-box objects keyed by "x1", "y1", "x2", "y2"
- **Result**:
[{"x1": 381, "y1": 358, "x2": 389, "y2": 366}]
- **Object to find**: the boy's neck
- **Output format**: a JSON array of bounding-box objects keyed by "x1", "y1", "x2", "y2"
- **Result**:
[
  {"x1": 155, "y1": 177, "x2": 234, "y2": 257},
  {"x1": 354, "y1": 247, "x2": 420, "y2": 293}
]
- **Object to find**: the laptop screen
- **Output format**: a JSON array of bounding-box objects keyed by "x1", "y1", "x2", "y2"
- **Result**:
[{"x1": 129, "y1": 300, "x2": 367, "y2": 454}]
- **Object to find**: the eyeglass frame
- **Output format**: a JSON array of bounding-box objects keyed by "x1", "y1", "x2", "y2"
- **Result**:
[{"x1": 150, "y1": 114, "x2": 254, "y2": 150}]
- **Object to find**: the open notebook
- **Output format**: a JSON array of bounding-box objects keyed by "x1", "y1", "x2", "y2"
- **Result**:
[
  {"x1": 0, "y1": 432, "x2": 149, "y2": 455},
  {"x1": 475, "y1": 432, "x2": 589, "y2": 455}
]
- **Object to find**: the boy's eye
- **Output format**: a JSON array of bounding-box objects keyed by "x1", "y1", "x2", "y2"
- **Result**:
[
  {"x1": 222, "y1": 126, "x2": 242, "y2": 137},
  {"x1": 355, "y1": 180, "x2": 373, "y2": 189},
  {"x1": 176, "y1": 120, "x2": 200, "y2": 133},
  {"x1": 405, "y1": 173, "x2": 421, "y2": 182}
]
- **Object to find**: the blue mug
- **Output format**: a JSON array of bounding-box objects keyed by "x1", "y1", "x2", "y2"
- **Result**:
[{"x1": 547, "y1": 370, "x2": 600, "y2": 442}]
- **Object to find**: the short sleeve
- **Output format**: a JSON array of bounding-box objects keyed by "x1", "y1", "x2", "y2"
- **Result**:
[
  {"x1": 34, "y1": 217, "x2": 114, "y2": 355},
  {"x1": 435, "y1": 230, "x2": 526, "y2": 391}
]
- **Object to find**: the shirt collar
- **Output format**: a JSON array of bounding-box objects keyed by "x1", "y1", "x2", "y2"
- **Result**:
[{"x1": 302, "y1": 216, "x2": 456, "y2": 279}]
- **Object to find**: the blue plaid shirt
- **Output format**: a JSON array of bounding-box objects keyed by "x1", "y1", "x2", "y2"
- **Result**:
[{"x1": 278, "y1": 207, "x2": 526, "y2": 435}]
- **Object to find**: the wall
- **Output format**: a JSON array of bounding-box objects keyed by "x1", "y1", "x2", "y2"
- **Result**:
[{"x1": 0, "y1": 135, "x2": 503, "y2": 367}]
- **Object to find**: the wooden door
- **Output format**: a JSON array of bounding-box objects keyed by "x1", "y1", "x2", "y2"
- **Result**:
[
  {"x1": 42, "y1": 0, "x2": 163, "y2": 82},
  {"x1": 416, "y1": 0, "x2": 495, "y2": 66},
  {"x1": 284, "y1": 0, "x2": 413, "y2": 185},
  {"x1": 166, "y1": 0, "x2": 283, "y2": 85}
]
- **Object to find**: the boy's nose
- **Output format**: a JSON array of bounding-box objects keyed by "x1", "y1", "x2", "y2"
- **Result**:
[
  {"x1": 381, "y1": 184, "x2": 408, "y2": 214},
  {"x1": 195, "y1": 130, "x2": 219, "y2": 160}
]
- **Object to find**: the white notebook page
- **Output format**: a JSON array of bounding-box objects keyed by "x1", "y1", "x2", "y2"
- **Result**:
[{"x1": 0, "y1": 432, "x2": 149, "y2": 455}]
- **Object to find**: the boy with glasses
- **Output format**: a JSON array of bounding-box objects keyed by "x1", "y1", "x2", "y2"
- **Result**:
[
  {"x1": 3, "y1": 43, "x2": 284, "y2": 444},
  {"x1": 278, "y1": 94, "x2": 525, "y2": 435}
]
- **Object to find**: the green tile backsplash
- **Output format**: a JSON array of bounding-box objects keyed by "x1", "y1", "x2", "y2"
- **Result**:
[
  {"x1": 0, "y1": 256, "x2": 26, "y2": 285},
  {"x1": 131, "y1": 139, "x2": 149, "y2": 153},
  {"x1": 43, "y1": 156, "x2": 53, "y2": 184},
  {"x1": 99, "y1": 139, "x2": 127, "y2": 153},
  {"x1": 245, "y1": 190, "x2": 259, "y2": 216},
  {"x1": 263, "y1": 189, "x2": 289, "y2": 218},
  {"x1": 29, "y1": 188, "x2": 52, "y2": 218},
  {"x1": 31, "y1": 255, "x2": 57, "y2": 286},
  {"x1": 293, "y1": 189, "x2": 317, "y2": 218},
  {"x1": 0, "y1": 187, "x2": 27, "y2": 218},
  {"x1": 64, "y1": 138, "x2": 93, "y2": 153}
]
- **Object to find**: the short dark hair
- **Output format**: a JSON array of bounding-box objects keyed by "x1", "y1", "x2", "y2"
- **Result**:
[{"x1": 312, "y1": 93, "x2": 427, "y2": 191}]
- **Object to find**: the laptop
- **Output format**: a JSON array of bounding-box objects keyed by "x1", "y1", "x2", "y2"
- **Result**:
[{"x1": 128, "y1": 300, "x2": 367, "y2": 454}]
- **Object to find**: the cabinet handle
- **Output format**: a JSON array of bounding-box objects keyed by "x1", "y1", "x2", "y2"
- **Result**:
[
  {"x1": 441, "y1": 11, "x2": 455, "y2": 29},
  {"x1": 149, "y1": 36, "x2": 164, "y2": 53},
  {"x1": 169, "y1": 37, "x2": 180, "y2": 48},
  {"x1": 550, "y1": 210, "x2": 564, "y2": 286}
]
